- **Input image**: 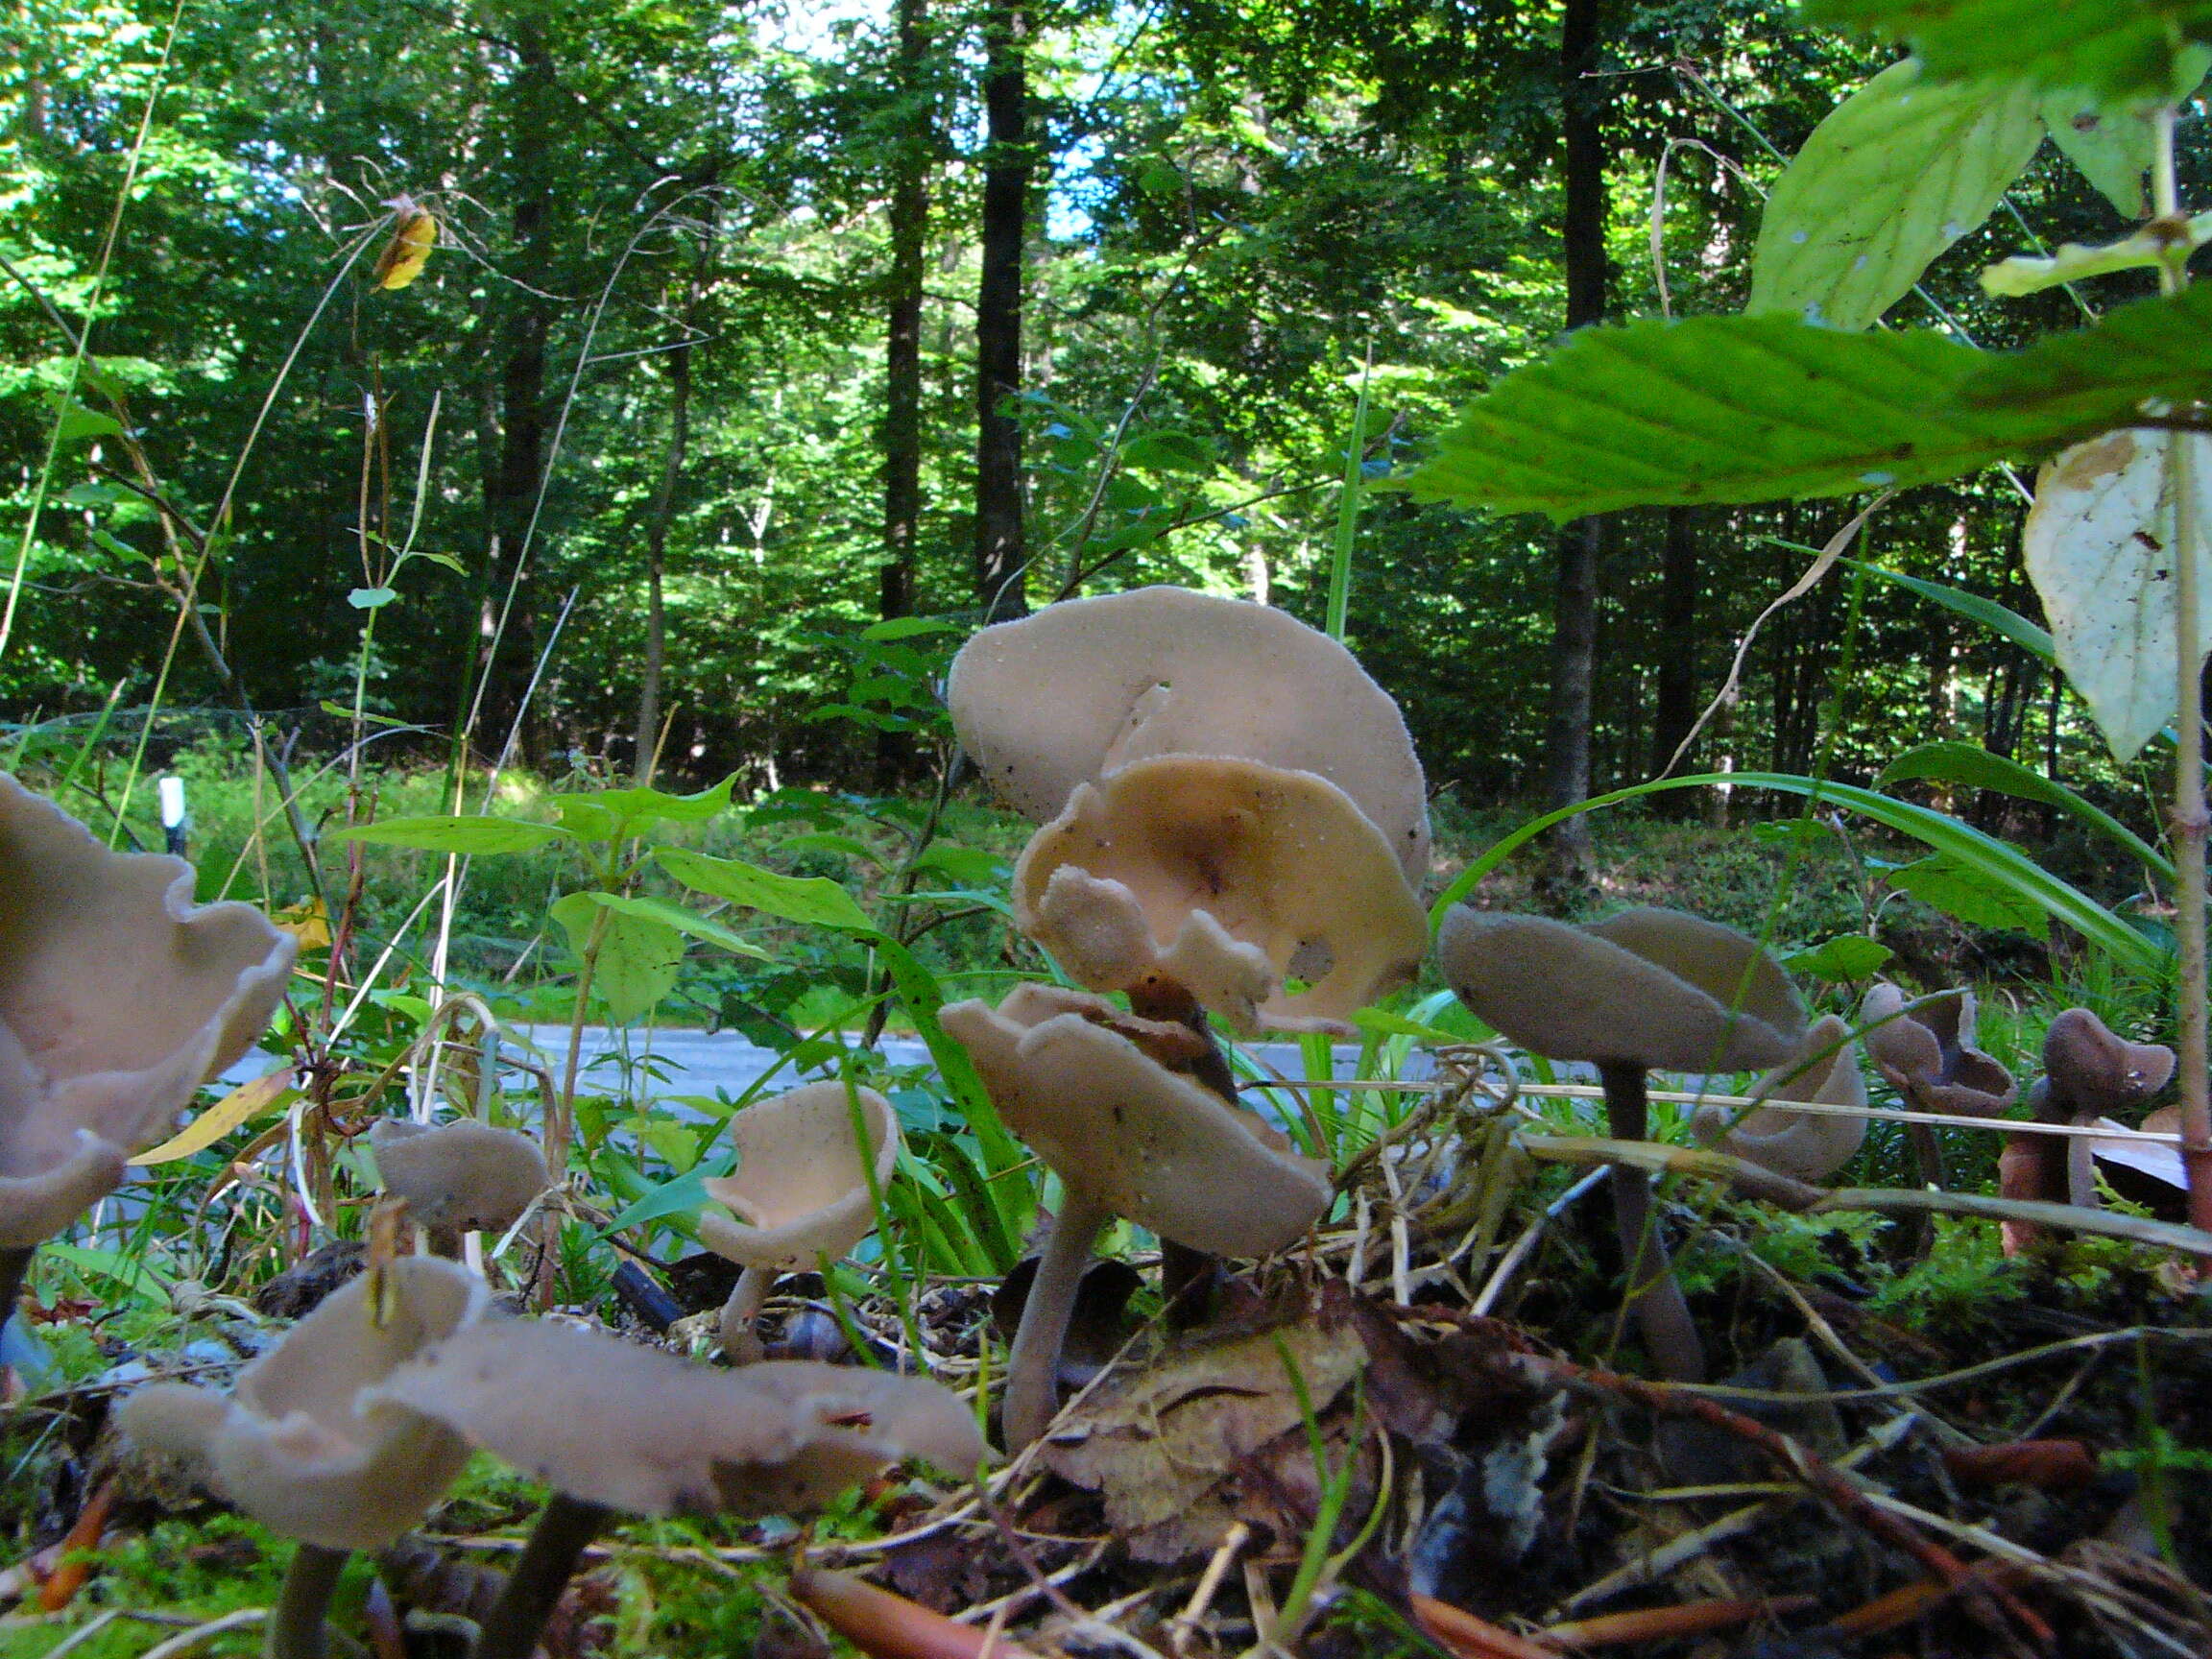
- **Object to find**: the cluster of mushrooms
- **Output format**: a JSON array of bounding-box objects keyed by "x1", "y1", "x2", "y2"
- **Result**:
[{"x1": 0, "y1": 585, "x2": 2196, "y2": 1654}]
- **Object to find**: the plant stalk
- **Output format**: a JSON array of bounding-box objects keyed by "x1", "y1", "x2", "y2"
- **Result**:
[
  {"x1": 1001, "y1": 1190, "x2": 1110, "y2": 1452},
  {"x1": 470, "y1": 1493, "x2": 611, "y2": 1659},
  {"x1": 1596, "y1": 1063, "x2": 1707, "y2": 1382},
  {"x1": 265, "y1": 1543, "x2": 349, "y2": 1659}
]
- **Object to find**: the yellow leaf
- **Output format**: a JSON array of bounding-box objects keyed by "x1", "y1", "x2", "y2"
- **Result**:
[
  {"x1": 131, "y1": 1068, "x2": 297, "y2": 1166},
  {"x1": 274, "y1": 898, "x2": 331, "y2": 950},
  {"x1": 373, "y1": 208, "x2": 439, "y2": 291}
]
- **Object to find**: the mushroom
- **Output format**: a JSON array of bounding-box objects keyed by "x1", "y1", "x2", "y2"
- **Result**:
[
  {"x1": 692, "y1": 1080, "x2": 902, "y2": 1361},
  {"x1": 1438, "y1": 905, "x2": 1806, "y2": 1382},
  {"x1": 118, "y1": 1257, "x2": 489, "y2": 1659},
  {"x1": 941, "y1": 983, "x2": 1332, "y2": 1449},
  {"x1": 0, "y1": 774, "x2": 294, "y2": 1333},
  {"x1": 369, "y1": 1314, "x2": 983, "y2": 1659},
  {"x1": 1013, "y1": 755, "x2": 1428, "y2": 1036},
  {"x1": 1860, "y1": 982, "x2": 2017, "y2": 1193},
  {"x1": 947, "y1": 585, "x2": 1431, "y2": 882},
  {"x1": 1694, "y1": 1016, "x2": 1868, "y2": 1183},
  {"x1": 367, "y1": 1118, "x2": 549, "y2": 1258},
  {"x1": 1998, "y1": 1008, "x2": 2174, "y2": 1251}
]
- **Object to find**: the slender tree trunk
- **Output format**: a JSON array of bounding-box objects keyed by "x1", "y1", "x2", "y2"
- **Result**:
[
  {"x1": 1542, "y1": 0, "x2": 1609, "y2": 895},
  {"x1": 633, "y1": 317, "x2": 694, "y2": 781},
  {"x1": 973, "y1": 0, "x2": 1029, "y2": 622},
  {"x1": 879, "y1": 0, "x2": 930, "y2": 788},
  {"x1": 1651, "y1": 506, "x2": 1700, "y2": 796}
]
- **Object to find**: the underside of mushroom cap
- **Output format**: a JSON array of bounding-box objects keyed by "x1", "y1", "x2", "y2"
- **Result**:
[
  {"x1": 940, "y1": 985, "x2": 1332, "y2": 1257},
  {"x1": 1694, "y1": 1015, "x2": 1867, "y2": 1182},
  {"x1": 947, "y1": 586, "x2": 1430, "y2": 881},
  {"x1": 1437, "y1": 906, "x2": 1803, "y2": 1072},
  {"x1": 117, "y1": 1257, "x2": 488, "y2": 1551},
  {"x1": 370, "y1": 1118, "x2": 550, "y2": 1235},
  {"x1": 0, "y1": 1118, "x2": 126, "y2": 1248},
  {"x1": 369, "y1": 1318, "x2": 983, "y2": 1517},
  {"x1": 697, "y1": 1080, "x2": 902, "y2": 1271},
  {"x1": 1861, "y1": 982, "x2": 2017, "y2": 1115},
  {"x1": 0, "y1": 774, "x2": 295, "y2": 1213},
  {"x1": 1013, "y1": 757, "x2": 1426, "y2": 1034}
]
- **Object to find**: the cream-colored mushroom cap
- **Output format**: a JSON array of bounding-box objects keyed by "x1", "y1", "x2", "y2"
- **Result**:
[
  {"x1": 941, "y1": 985, "x2": 1331, "y2": 1257},
  {"x1": 1694, "y1": 1015, "x2": 1867, "y2": 1182},
  {"x1": 695, "y1": 1081, "x2": 901, "y2": 1271},
  {"x1": 370, "y1": 1317, "x2": 983, "y2": 1517},
  {"x1": 948, "y1": 586, "x2": 1430, "y2": 881},
  {"x1": 369, "y1": 1119, "x2": 550, "y2": 1235},
  {"x1": 1861, "y1": 983, "x2": 2016, "y2": 1115},
  {"x1": 1013, "y1": 756, "x2": 1427, "y2": 1035},
  {"x1": 1437, "y1": 906, "x2": 1803, "y2": 1072},
  {"x1": 118, "y1": 1257, "x2": 487, "y2": 1551},
  {"x1": 0, "y1": 774, "x2": 295, "y2": 1246}
]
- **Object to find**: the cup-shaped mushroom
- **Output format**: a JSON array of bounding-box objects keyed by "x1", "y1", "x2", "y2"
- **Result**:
[
  {"x1": 1436, "y1": 906, "x2": 1804, "y2": 1074},
  {"x1": 368, "y1": 1316, "x2": 984, "y2": 1516},
  {"x1": 2031, "y1": 1007, "x2": 2175, "y2": 1213},
  {"x1": 118, "y1": 1257, "x2": 489, "y2": 1550},
  {"x1": 1694, "y1": 1015, "x2": 1867, "y2": 1182},
  {"x1": 1859, "y1": 983, "x2": 2017, "y2": 1117},
  {"x1": 1013, "y1": 756, "x2": 1427, "y2": 1036},
  {"x1": 948, "y1": 585, "x2": 1431, "y2": 881},
  {"x1": 0, "y1": 775, "x2": 295, "y2": 1246},
  {"x1": 369, "y1": 1118, "x2": 550, "y2": 1237}
]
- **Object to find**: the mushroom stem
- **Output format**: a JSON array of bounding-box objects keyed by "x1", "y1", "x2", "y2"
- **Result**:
[
  {"x1": 265, "y1": 1543, "x2": 349, "y2": 1659},
  {"x1": 717, "y1": 1264, "x2": 773, "y2": 1363},
  {"x1": 1126, "y1": 977, "x2": 1231, "y2": 1330},
  {"x1": 470, "y1": 1492, "x2": 611, "y2": 1659},
  {"x1": 1001, "y1": 1190, "x2": 1111, "y2": 1452},
  {"x1": 0, "y1": 1245, "x2": 31, "y2": 1341},
  {"x1": 1596, "y1": 1063, "x2": 1707, "y2": 1384}
]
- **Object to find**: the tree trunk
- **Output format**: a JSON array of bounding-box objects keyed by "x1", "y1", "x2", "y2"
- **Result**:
[
  {"x1": 1541, "y1": 0, "x2": 1608, "y2": 894},
  {"x1": 879, "y1": 0, "x2": 930, "y2": 788},
  {"x1": 633, "y1": 304, "x2": 695, "y2": 781},
  {"x1": 973, "y1": 0, "x2": 1029, "y2": 622},
  {"x1": 1650, "y1": 506, "x2": 1700, "y2": 793}
]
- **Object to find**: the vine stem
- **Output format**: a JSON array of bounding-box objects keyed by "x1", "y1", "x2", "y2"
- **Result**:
[{"x1": 2153, "y1": 106, "x2": 2212, "y2": 1233}]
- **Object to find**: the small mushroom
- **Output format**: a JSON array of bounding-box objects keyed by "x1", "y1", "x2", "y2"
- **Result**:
[
  {"x1": 0, "y1": 775, "x2": 294, "y2": 1325},
  {"x1": 119, "y1": 1257, "x2": 489, "y2": 1659},
  {"x1": 1999, "y1": 1008, "x2": 2174, "y2": 1250},
  {"x1": 1013, "y1": 755, "x2": 1428, "y2": 1036},
  {"x1": 371, "y1": 1315, "x2": 982, "y2": 1659},
  {"x1": 693, "y1": 1080, "x2": 901, "y2": 1361},
  {"x1": 947, "y1": 585, "x2": 1431, "y2": 881},
  {"x1": 1439, "y1": 906, "x2": 1806, "y2": 1382},
  {"x1": 942, "y1": 983, "x2": 1332, "y2": 1448},
  {"x1": 1693, "y1": 1016, "x2": 1867, "y2": 1183},
  {"x1": 367, "y1": 1118, "x2": 549, "y2": 1257},
  {"x1": 1860, "y1": 982, "x2": 2017, "y2": 1193}
]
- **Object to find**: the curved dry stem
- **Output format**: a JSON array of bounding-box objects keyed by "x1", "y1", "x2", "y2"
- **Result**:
[
  {"x1": 265, "y1": 1543, "x2": 349, "y2": 1659},
  {"x1": 470, "y1": 1493, "x2": 611, "y2": 1659},
  {"x1": 1597, "y1": 1063, "x2": 1707, "y2": 1384},
  {"x1": 717, "y1": 1264, "x2": 772, "y2": 1364},
  {"x1": 1002, "y1": 1190, "x2": 1112, "y2": 1453}
]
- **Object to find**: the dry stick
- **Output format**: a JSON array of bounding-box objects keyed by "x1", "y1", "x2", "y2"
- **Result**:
[{"x1": 265, "y1": 1544, "x2": 349, "y2": 1659}]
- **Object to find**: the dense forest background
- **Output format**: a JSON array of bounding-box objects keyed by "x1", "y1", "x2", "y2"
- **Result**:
[{"x1": 0, "y1": 0, "x2": 2158, "y2": 836}]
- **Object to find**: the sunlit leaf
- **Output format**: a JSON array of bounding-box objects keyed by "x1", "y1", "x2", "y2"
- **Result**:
[
  {"x1": 373, "y1": 206, "x2": 439, "y2": 290},
  {"x1": 1750, "y1": 59, "x2": 2044, "y2": 330},
  {"x1": 54, "y1": 403, "x2": 124, "y2": 443},
  {"x1": 1843, "y1": 559, "x2": 2055, "y2": 659},
  {"x1": 1785, "y1": 935, "x2": 1894, "y2": 980},
  {"x1": 1888, "y1": 851, "x2": 2048, "y2": 931},
  {"x1": 658, "y1": 847, "x2": 878, "y2": 932},
  {"x1": 860, "y1": 615, "x2": 959, "y2": 641},
  {"x1": 567, "y1": 890, "x2": 771, "y2": 960},
  {"x1": 330, "y1": 814, "x2": 573, "y2": 854},
  {"x1": 551, "y1": 891, "x2": 682, "y2": 1024},
  {"x1": 348, "y1": 586, "x2": 397, "y2": 610},
  {"x1": 1960, "y1": 280, "x2": 2212, "y2": 427},
  {"x1": 1805, "y1": 0, "x2": 2212, "y2": 105},
  {"x1": 1876, "y1": 738, "x2": 2173, "y2": 874},
  {"x1": 131, "y1": 1068, "x2": 297, "y2": 1166}
]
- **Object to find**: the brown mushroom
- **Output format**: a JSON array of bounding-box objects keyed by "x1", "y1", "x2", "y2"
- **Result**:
[
  {"x1": 367, "y1": 1118, "x2": 549, "y2": 1257},
  {"x1": 1999, "y1": 1008, "x2": 2175, "y2": 1250},
  {"x1": 1693, "y1": 1016, "x2": 1867, "y2": 1183},
  {"x1": 1438, "y1": 906, "x2": 1806, "y2": 1382},
  {"x1": 1860, "y1": 982, "x2": 2016, "y2": 1193},
  {"x1": 119, "y1": 1257, "x2": 489, "y2": 1659},
  {"x1": 371, "y1": 1314, "x2": 982, "y2": 1659},
  {"x1": 0, "y1": 774, "x2": 293, "y2": 1331},
  {"x1": 1013, "y1": 755, "x2": 1428, "y2": 1036},
  {"x1": 692, "y1": 1079, "x2": 902, "y2": 1360},
  {"x1": 942, "y1": 983, "x2": 1331, "y2": 1448},
  {"x1": 947, "y1": 585, "x2": 1431, "y2": 880}
]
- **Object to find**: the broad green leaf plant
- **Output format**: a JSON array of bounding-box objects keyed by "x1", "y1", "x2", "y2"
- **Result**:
[{"x1": 1410, "y1": 0, "x2": 2212, "y2": 1230}]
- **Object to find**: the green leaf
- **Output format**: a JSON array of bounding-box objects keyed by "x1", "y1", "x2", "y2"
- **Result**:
[
  {"x1": 872, "y1": 937, "x2": 1025, "y2": 1193},
  {"x1": 54, "y1": 403, "x2": 124, "y2": 443},
  {"x1": 348, "y1": 586, "x2": 397, "y2": 610},
  {"x1": 554, "y1": 775, "x2": 736, "y2": 841},
  {"x1": 1785, "y1": 935, "x2": 1895, "y2": 980},
  {"x1": 1804, "y1": 0, "x2": 2212, "y2": 105},
  {"x1": 413, "y1": 550, "x2": 469, "y2": 574},
  {"x1": 1980, "y1": 226, "x2": 2183, "y2": 297},
  {"x1": 568, "y1": 891, "x2": 772, "y2": 960},
  {"x1": 1750, "y1": 59, "x2": 2044, "y2": 331},
  {"x1": 601, "y1": 1158, "x2": 732, "y2": 1234},
  {"x1": 1876, "y1": 738, "x2": 2173, "y2": 876},
  {"x1": 657, "y1": 848, "x2": 878, "y2": 932},
  {"x1": 1888, "y1": 851, "x2": 2048, "y2": 931},
  {"x1": 1843, "y1": 559, "x2": 2056, "y2": 660},
  {"x1": 908, "y1": 844, "x2": 1009, "y2": 884},
  {"x1": 1960, "y1": 282, "x2": 2212, "y2": 430},
  {"x1": 859, "y1": 615, "x2": 959, "y2": 641},
  {"x1": 551, "y1": 891, "x2": 683, "y2": 1024},
  {"x1": 1405, "y1": 315, "x2": 2042, "y2": 520},
  {"x1": 1120, "y1": 429, "x2": 1215, "y2": 473},
  {"x1": 2022, "y1": 429, "x2": 2212, "y2": 761},
  {"x1": 2043, "y1": 88, "x2": 2150, "y2": 216},
  {"x1": 330, "y1": 814, "x2": 573, "y2": 854}
]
